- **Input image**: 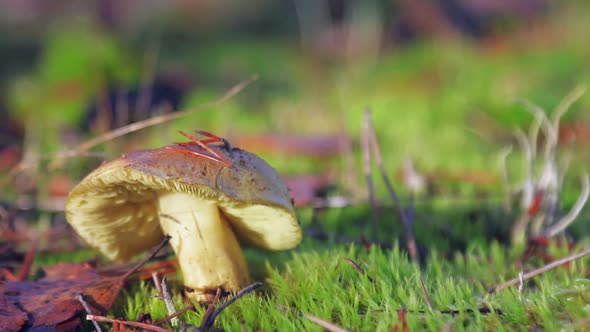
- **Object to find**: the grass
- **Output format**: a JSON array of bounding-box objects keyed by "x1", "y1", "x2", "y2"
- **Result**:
[{"x1": 106, "y1": 239, "x2": 589, "y2": 331}]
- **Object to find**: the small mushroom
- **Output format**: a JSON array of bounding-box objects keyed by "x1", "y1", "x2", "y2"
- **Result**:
[{"x1": 65, "y1": 142, "x2": 302, "y2": 303}]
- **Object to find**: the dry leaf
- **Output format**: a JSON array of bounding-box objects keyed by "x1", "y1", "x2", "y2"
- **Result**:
[{"x1": 1, "y1": 262, "x2": 126, "y2": 331}]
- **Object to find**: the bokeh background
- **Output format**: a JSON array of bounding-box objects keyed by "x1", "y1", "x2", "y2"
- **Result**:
[{"x1": 1, "y1": 0, "x2": 589, "y2": 212}]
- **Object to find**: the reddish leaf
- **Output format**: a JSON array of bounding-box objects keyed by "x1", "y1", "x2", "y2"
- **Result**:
[
  {"x1": 0, "y1": 262, "x2": 125, "y2": 330},
  {"x1": 0, "y1": 294, "x2": 28, "y2": 332}
]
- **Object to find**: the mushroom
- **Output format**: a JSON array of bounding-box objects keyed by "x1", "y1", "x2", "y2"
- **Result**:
[{"x1": 64, "y1": 139, "x2": 302, "y2": 303}]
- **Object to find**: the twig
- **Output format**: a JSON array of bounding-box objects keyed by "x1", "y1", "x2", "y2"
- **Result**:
[
  {"x1": 160, "y1": 275, "x2": 178, "y2": 327},
  {"x1": 3, "y1": 74, "x2": 254, "y2": 185},
  {"x1": 522, "y1": 100, "x2": 555, "y2": 162},
  {"x1": 488, "y1": 246, "x2": 590, "y2": 294},
  {"x1": 498, "y1": 146, "x2": 513, "y2": 212},
  {"x1": 212, "y1": 282, "x2": 262, "y2": 317},
  {"x1": 370, "y1": 307, "x2": 501, "y2": 316},
  {"x1": 543, "y1": 173, "x2": 589, "y2": 237},
  {"x1": 366, "y1": 109, "x2": 419, "y2": 263},
  {"x1": 152, "y1": 272, "x2": 163, "y2": 297},
  {"x1": 122, "y1": 235, "x2": 171, "y2": 280},
  {"x1": 199, "y1": 282, "x2": 263, "y2": 330},
  {"x1": 76, "y1": 294, "x2": 103, "y2": 332},
  {"x1": 343, "y1": 257, "x2": 374, "y2": 283},
  {"x1": 0, "y1": 151, "x2": 105, "y2": 192},
  {"x1": 305, "y1": 315, "x2": 354, "y2": 332},
  {"x1": 199, "y1": 288, "x2": 222, "y2": 330},
  {"x1": 517, "y1": 271, "x2": 525, "y2": 297},
  {"x1": 154, "y1": 304, "x2": 195, "y2": 326},
  {"x1": 86, "y1": 315, "x2": 170, "y2": 332},
  {"x1": 513, "y1": 127, "x2": 534, "y2": 209},
  {"x1": 78, "y1": 76, "x2": 256, "y2": 152},
  {"x1": 418, "y1": 277, "x2": 433, "y2": 310},
  {"x1": 527, "y1": 107, "x2": 544, "y2": 167},
  {"x1": 48, "y1": 75, "x2": 258, "y2": 169},
  {"x1": 16, "y1": 241, "x2": 36, "y2": 281},
  {"x1": 551, "y1": 85, "x2": 586, "y2": 130},
  {"x1": 362, "y1": 109, "x2": 379, "y2": 243}
]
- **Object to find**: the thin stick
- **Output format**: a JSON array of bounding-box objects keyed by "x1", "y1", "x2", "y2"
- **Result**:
[
  {"x1": 488, "y1": 246, "x2": 590, "y2": 294},
  {"x1": 552, "y1": 85, "x2": 586, "y2": 130},
  {"x1": 418, "y1": 277, "x2": 433, "y2": 310},
  {"x1": 86, "y1": 315, "x2": 170, "y2": 332},
  {"x1": 366, "y1": 110, "x2": 419, "y2": 263},
  {"x1": 343, "y1": 257, "x2": 374, "y2": 283},
  {"x1": 498, "y1": 146, "x2": 513, "y2": 212},
  {"x1": 0, "y1": 150, "x2": 105, "y2": 191},
  {"x1": 199, "y1": 288, "x2": 222, "y2": 330},
  {"x1": 305, "y1": 314, "x2": 353, "y2": 332},
  {"x1": 77, "y1": 76, "x2": 256, "y2": 152},
  {"x1": 154, "y1": 304, "x2": 195, "y2": 326},
  {"x1": 152, "y1": 272, "x2": 163, "y2": 297},
  {"x1": 16, "y1": 241, "x2": 36, "y2": 281},
  {"x1": 200, "y1": 283, "x2": 262, "y2": 330},
  {"x1": 160, "y1": 275, "x2": 178, "y2": 326},
  {"x1": 76, "y1": 294, "x2": 103, "y2": 332},
  {"x1": 211, "y1": 282, "x2": 262, "y2": 318},
  {"x1": 122, "y1": 235, "x2": 171, "y2": 280},
  {"x1": 362, "y1": 109, "x2": 379, "y2": 243},
  {"x1": 522, "y1": 100, "x2": 555, "y2": 162},
  {"x1": 543, "y1": 173, "x2": 589, "y2": 237}
]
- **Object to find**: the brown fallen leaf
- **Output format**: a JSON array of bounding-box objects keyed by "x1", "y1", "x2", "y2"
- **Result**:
[
  {"x1": 0, "y1": 237, "x2": 169, "y2": 331},
  {"x1": 0, "y1": 294, "x2": 28, "y2": 332},
  {"x1": 1, "y1": 262, "x2": 125, "y2": 331}
]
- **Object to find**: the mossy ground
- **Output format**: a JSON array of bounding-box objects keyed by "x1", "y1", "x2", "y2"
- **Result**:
[{"x1": 107, "y1": 239, "x2": 589, "y2": 331}]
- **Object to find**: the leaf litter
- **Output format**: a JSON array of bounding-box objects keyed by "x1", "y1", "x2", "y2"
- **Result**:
[{"x1": 0, "y1": 237, "x2": 170, "y2": 331}]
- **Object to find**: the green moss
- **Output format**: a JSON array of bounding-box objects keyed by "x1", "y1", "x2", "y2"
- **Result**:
[{"x1": 102, "y1": 239, "x2": 590, "y2": 331}]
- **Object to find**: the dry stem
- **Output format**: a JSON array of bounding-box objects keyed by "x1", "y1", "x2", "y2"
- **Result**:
[{"x1": 488, "y1": 246, "x2": 590, "y2": 294}]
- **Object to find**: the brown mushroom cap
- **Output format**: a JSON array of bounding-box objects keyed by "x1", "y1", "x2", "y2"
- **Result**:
[{"x1": 65, "y1": 144, "x2": 301, "y2": 261}]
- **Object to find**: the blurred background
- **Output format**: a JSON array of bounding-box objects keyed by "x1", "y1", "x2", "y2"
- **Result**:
[{"x1": 0, "y1": 0, "x2": 589, "y2": 218}]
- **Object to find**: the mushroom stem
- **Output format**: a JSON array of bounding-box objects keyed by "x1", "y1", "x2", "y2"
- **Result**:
[{"x1": 157, "y1": 191, "x2": 250, "y2": 303}]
